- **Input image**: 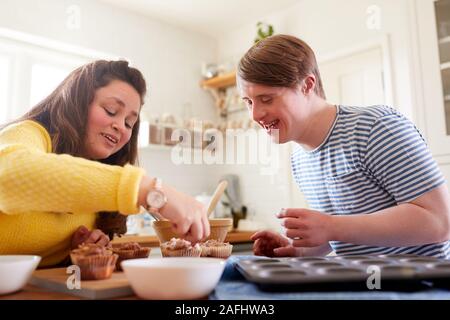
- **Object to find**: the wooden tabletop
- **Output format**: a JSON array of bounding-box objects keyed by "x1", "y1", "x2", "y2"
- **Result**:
[
  {"x1": 111, "y1": 230, "x2": 255, "y2": 247},
  {"x1": 0, "y1": 284, "x2": 137, "y2": 300},
  {"x1": 0, "y1": 231, "x2": 255, "y2": 300}
]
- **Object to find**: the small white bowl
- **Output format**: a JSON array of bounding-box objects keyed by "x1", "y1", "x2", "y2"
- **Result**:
[
  {"x1": 0, "y1": 255, "x2": 41, "y2": 295},
  {"x1": 122, "y1": 257, "x2": 225, "y2": 300}
]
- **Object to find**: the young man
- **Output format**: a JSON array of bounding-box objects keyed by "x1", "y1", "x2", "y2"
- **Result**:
[{"x1": 237, "y1": 34, "x2": 450, "y2": 258}]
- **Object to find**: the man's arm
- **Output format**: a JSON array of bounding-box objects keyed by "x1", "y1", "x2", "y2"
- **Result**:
[
  {"x1": 330, "y1": 184, "x2": 450, "y2": 247},
  {"x1": 301, "y1": 242, "x2": 333, "y2": 257}
]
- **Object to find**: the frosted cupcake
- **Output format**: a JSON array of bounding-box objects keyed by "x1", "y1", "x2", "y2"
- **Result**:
[
  {"x1": 200, "y1": 240, "x2": 233, "y2": 259},
  {"x1": 70, "y1": 243, "x2": 118, "y2": 280},
  {"x1": 160, "y1": 238, "x2": 202, "y2": 257},
  {"x1": 112, "y1": 242, "x2": 151, "y2": 271}
]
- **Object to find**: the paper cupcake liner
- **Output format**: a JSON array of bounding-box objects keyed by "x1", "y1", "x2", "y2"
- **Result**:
[
  {"x1": 200, "y1": 246, "x2": 210, "y2": 257},
  {"x1": 161, "y1": 246, "x2": 202, "y2": 258},
  {"x1": 70, "y1": 253, "x2": 118, "y2": 280},
  {"x1": 114, "y1": 247, "x2": 151, "y2": 271},
  {"x1": 203, "y1": 244, "x2": 233, "y2": 259}
]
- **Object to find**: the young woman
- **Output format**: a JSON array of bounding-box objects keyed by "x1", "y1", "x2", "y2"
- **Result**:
[
  {"x1": 238, "y1": 34, "x2": 450, "y2": 258},
  {"x1": 0, "y1": 60, "x2": 209, "y2": 267}
]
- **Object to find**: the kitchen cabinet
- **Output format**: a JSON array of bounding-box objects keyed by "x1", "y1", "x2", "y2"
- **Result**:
[{"x1": 416, "y1": 0, "x2": 450, "y2": 158}]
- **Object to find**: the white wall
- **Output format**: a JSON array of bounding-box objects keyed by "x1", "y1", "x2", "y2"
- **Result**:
[
  {"x1": 219, "y1": 0, "x2": 417, "y2": 122},
  {"x1": 0, "y1": 0, "x2": 219, "y2": 122},
  {"x1": 0, "y1": 0, "x2": 221, "y2": 197},
  {"x1": 138, "y1": 148, "x2": 221, "y2": 198}
]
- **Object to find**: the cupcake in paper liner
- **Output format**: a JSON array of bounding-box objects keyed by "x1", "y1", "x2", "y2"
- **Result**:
[
  {"x1": 200, "y1": 240, "x2": 233, "y2": 259},
  {"x1": 160, "y1": 238, "x2": 202, "y2": 258},
  {"x1": 113, "y1": 242, "x2": 151, "y2": 271},
  {"x1": 70, "y1": 243, "x2": 118, "y2": 280}
]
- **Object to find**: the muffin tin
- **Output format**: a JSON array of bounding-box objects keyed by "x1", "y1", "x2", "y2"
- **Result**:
[{"x1": 235, "y1": 254, "x2": 450, "y2": 291}]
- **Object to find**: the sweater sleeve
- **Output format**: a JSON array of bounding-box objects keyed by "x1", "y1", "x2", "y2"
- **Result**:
[{"x1": 0, "y1": 120, "x2": 145, "y2": 215}]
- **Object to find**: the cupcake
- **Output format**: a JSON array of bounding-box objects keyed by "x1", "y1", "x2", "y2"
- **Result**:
[
  {"x1": 200, "y1": 240, "x2": 233, "y2": 259},
  {"x1": 112, "y1": 242, "x2": 151, "y2": 271},
  {"x1": 70, "y1": 243, "x2": 118, "y2": 280},
  {"x1": 160, "y1": 238, "x2": 202, "y2": 257}
]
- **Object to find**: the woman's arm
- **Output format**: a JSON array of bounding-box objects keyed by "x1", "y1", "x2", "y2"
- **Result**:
[{"x1": 0, "y1": 121, "x2": 144, "y2": 215}]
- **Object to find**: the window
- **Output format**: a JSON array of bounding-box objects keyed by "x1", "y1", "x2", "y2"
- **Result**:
[
  {"x1": 29, "y1": 63, "x2": 72, "y2": 107},
  {"x1": 0, "y1": 32, "x2": 112, "y2": 124}
]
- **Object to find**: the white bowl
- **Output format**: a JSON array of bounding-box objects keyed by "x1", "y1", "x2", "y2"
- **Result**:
[
  {"x1": 0, "y1": 255, "x2": 41, "y2": 295},
  {"x1": 122, "y1": 257, "x2": 225, "y2": 300}
]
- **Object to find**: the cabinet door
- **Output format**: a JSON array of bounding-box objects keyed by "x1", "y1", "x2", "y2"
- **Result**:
[
  {"x1": 320, "y1": 46, "x2": 386, "y2": 107},
  {"x1": 416, "y1": 0, "x2": 450, "y2": 157}
]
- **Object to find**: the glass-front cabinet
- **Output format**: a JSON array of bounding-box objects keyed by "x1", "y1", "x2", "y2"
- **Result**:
[
  {"x1": 435, "y1": 0, "x2": 450, "y2": 134},
  {"x1": 416, "y1": 0, "x2": 450, "y2": 157}
]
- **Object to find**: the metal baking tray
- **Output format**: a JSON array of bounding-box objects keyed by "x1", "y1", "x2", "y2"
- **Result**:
[{"x1": 235, "y1": 254, "x2": 450, "y2": 291}]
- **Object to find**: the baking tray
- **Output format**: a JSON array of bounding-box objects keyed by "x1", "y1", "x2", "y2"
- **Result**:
[{"x1": 235, "y1": 254, "x2": 450, "y2": 291}]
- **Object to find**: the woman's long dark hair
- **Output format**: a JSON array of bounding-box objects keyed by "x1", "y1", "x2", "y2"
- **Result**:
[{"x1": 5, "y1": 60, "x2": 147, "y2": 239}]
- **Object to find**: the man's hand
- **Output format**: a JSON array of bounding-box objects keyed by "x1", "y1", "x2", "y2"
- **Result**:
[
  {"x1": 251, "y1": 230, "x2": 302, "y2": 257},
  {"x1": 277, "y1": 208, "x2": 333, "y2": 247}
]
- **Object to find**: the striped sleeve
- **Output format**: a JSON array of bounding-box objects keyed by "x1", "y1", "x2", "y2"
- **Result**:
[{"x1": 363, "y1": 113, "x2": 445, "y2": 204}]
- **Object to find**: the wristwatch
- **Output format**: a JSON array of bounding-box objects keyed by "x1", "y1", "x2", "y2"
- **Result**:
[{"x1": 145, "y1": 178, "x2": 168, "y2": 216}]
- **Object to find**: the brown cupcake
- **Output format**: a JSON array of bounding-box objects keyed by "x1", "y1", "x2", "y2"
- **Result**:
[
  {"x1": 200, "y1": 240, "x2": 233, "y2": 259},
  {"x1": 70, "y1": 243, "x2": 118, "y2": 280},
  {"x1": 160, "y1": 238, "x2": 202, "y2": 257},
  {"x1": 112, "y1": 242, "x2": 151, "y2": 271}
]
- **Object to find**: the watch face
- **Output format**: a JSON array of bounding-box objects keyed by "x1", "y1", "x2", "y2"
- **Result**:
[{"x1": 147, "y1": 190, "x2": 166, "y2": 209}]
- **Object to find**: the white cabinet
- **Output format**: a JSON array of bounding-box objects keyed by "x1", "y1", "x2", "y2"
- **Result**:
[{"x1": 416, "y1": 0, "x2": 450, "y2": 158}]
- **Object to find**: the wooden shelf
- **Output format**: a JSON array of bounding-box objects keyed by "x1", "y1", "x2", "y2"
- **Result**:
[
  {"x1": 200, "y1": 71, "x2": 236, "y2": 90},
  {"x1": 439, "y1": 36, "x2": 450, "y2": 45},
  {"x1": 200, "y1": 71, "x2": 237, "y2": 118},
  {"x1": 441, "y1": 61, "x2": 450, "y2": 70}
]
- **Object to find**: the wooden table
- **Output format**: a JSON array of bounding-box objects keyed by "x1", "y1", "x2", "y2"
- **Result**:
[
  {"x1": 0, "y1": 283, "x2": 147, "y2": 300},
  {"x1": 0, "y1": 284, "x2": 88, "y2": 300},
  {"x1": 0, "y1": 231, "x2": 255, "y2": 300}
]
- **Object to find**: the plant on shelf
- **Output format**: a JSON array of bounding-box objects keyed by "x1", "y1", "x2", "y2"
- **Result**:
[{"x1": 254, "y1": 21, "x2": 274, "y2": 44}]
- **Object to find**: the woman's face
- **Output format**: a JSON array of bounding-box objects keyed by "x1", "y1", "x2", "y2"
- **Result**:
[
  {"x1": 82, "y1": 80, "x2": 141, "y2": 160},
  {"x1": 238, "y1": 79, "x2": 309, "y2": 144}
]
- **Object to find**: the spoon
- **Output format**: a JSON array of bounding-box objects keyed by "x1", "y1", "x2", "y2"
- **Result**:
[{"x1": 206, "y1": 180, "x2": 228, "y2": 217}]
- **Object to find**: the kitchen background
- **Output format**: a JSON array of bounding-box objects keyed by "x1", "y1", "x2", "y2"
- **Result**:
[{"x1": 1, "y1": 0, "x2": 449, "y2": 235}]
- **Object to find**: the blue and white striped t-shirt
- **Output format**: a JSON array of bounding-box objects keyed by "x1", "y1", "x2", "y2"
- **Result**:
[{"x1": 291, "y1": 105, "x2": 450, "y2": 258}]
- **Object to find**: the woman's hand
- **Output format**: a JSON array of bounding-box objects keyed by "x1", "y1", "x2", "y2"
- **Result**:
[
  {"x1": 251, "y1": 230, "x2": 302, "y2": 257},
  {"x1": 277, "y1": 208, "x2": 333, "y2": 247},
  {"x1": 138, "y1": 176, "x2": 210, "y2": 243},
  {"x1": 71, "y1": 226, "x2": 111, "y2": 250},
  {"x1": 160, "y1": 184, "x2": 210, "y2": 243}
]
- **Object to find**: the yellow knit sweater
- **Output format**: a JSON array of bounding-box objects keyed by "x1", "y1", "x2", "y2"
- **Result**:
[{"x1": 0, "y1": 120, "x2": 145, "y2": 267}]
